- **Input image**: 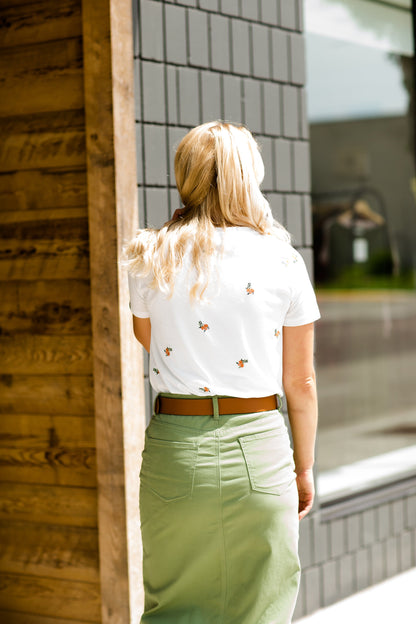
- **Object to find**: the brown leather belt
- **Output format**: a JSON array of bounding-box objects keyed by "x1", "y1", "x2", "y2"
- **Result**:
[{"x1": 154, "y1": 394, "x2": 280, "y2": 416}]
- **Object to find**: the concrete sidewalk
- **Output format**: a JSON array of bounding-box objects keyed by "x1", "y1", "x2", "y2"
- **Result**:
[{"x1": 295, "y1": 567, "x2": 416, "y2": 623}]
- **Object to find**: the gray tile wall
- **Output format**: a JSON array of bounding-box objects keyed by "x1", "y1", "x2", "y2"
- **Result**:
[
  {"x1": 293, "y1": 490, "x2": 416, "y2": 619},
  {"x1": 134, "y1": 0, "x2": 309, "y2": 224},
  {"x1": 132, "y1": 1, "x2": 416, "y2": 618}
]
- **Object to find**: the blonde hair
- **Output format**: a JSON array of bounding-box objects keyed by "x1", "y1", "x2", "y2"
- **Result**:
[{"x1": 124, "y1": 121, "x2": 290, "y2": 300}]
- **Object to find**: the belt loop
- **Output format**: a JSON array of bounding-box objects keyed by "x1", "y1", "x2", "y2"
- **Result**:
[
  {"x1": 276, "y1": 394, "x2": 281, "y2": 412},
  {"x1": 153, "y1": 394, "x2": 161, "y2": 415},
  {"x1": 211, "y1": 396, "x2": 219, "y2": 420}
]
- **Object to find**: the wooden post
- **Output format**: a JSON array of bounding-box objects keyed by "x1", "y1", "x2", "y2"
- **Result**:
[{"x1": 82, "y1": 0, "x2": 145, "y2": 622}]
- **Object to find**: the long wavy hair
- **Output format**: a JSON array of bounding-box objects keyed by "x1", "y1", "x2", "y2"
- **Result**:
[{"x1": 123, "y1": 121, "x2": 290, "y2": 300}]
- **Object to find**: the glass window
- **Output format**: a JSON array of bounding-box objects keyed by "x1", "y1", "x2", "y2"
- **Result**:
[{"x1": 304, "y1": 0, "x2": 416, "y2": 498}]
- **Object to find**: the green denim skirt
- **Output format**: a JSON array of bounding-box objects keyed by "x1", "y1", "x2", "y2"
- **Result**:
[{"x1": 139, "y1": 393, "x2": 301, "y2": 624}]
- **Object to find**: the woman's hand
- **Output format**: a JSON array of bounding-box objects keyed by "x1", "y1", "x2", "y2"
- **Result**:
[
  {"x1": 296, "y1": 468, "x2": 315, "y2": 520},
  {"x1": 171, "y1": 207, "x2": 186, "y2": 221}
]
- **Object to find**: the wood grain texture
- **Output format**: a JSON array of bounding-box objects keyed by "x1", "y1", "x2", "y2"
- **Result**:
[
  {"x1": 0, "y1": 212, "x2": 88, "y2": 235},
  {"x1": 0, "y1": 413, "x2": 96, "y2": 486},
  {"x1": 0, "y1": 169, "x2": 87, "y2": 212},
  {"x1": 0, "y1": 279, "x2": 91, "y2": 336},
  {"x1": 0, "y1": 520, "x2": 99, "y2": 582},
  {"x1": 0, "y1": 375, "x2": 94, "y2": 415},
  {"x1": 0, "y1": 572, "x2": 100, "y2": 622},
  {"x1": 0, "y1": 207, "x2": 88, "y2": 223},
  {"x1": 0, "y1": 612, "x2": 92, "y2": 624},
  {"x1": 0, "y1": 213, "x2": 89, "y2": 280},
  {"x1": 82, "y1": 0, "x2": 145, "y2": 621},
  {"x1": 0, "y1": 239, "x2": 89, "y2": 280},
  {"x1": 0, "y1": 335, "x2": 92, "y2": 374},
  {"x1": 0, "y1": 110, "x2": 85, "y2": 172},
  {"x1": 0, "y1": 482, "x2": 97, "y2": 527},
  {"x1": 0, "y1": 0, "x2": 82, "y2": 48},
  {"x1": 0, "y1": 0, "x2": 100, "y2": 618},
  {"x1": 0, "y1": 37, "x2": 84, "y2": 116},
  {"x1": 0, "y1": 0, "x2": 55, "y2": 8}
]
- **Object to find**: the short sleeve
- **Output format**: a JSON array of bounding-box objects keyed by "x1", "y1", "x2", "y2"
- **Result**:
[
  {"x1": 283, "y1": 250, "x2": 321, "y2": 327},
  {"x1": 127, "y1": 271, "x2": 150, "y2": 318}
]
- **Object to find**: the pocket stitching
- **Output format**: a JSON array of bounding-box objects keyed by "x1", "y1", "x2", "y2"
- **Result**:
[
  {"x1": 144, "y1": 436, "x2": 197, "y2": 449},
  {"x1": 140, "y1": 439, "x2": 199, "y2": 502},
  {"x1": 239, "y1": 432, "x2": 295, "y2": 496},
  {"x1": 237, "y1": 425, "x2": 286, "y2": 444}
]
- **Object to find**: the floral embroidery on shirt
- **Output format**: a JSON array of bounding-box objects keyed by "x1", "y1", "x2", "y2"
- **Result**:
[
  {"x1": 236, "y1": 358, "x2": 248, "y2": 368},
  {"x1": 199, "y1": 386, "x2": 210, "y2": 393},
  {"x1": 164, "y1": 347, "x2": 172, "y2": 357},
  {"x1": 246, "y1": 282, "x2": 254, "y2": 295},
  {"x1": 199, "y1": 321, "x2": 209, "y2": 332},
  {"x1": 274, "y1": 329, "x2": 280, "y2": 338},
  {"x1": 281, "y1": 253, "x2": 299, "y2": 267},
  {"x1": 153, "y1": 368, "x2": 160, "y2": 375}
]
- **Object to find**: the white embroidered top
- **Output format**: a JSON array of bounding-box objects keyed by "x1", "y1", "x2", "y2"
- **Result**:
[{"x1": 128, "y1": 226, "x2": 320, "y2": 398}]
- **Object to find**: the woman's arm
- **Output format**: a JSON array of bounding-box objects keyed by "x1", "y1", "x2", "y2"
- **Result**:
[
  {"x1": 132, "y1": 315, "x2": 151, "y2": 353},
  {"x1": 282, "y1": 322, "x2": 318, "y2": 520}
]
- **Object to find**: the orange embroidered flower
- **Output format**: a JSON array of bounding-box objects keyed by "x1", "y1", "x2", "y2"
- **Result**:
[
  {"x1": 246, "y1": 282, "x2": 254, "y2": 295},
  {"x1": 274, "y1": 329, "x2": 280, "y2": 338},
  {"x1": 153, "y1": 368, "x2": 160, "y2": 375},
  {"x1": 198, "y1": 321, "x2": 209, "y2": 332},
  {"x1": 199, "y1": 386, "x2": 210, "y2": 393},
  {"x1": 236, "y1": 358, "x2": 248, "y2": 368},
  {"x1": 164, "y1": 347, "x2": 172, "y2": 357}
]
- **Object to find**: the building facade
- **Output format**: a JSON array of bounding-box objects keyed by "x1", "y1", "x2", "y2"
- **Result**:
[{"x1": 1, "y1": 0, "x2": 414, "y2": 622}]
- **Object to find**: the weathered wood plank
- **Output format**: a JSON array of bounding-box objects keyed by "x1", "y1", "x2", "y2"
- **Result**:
[
  {"x1": 0, "y1": 212, "x2": 89, "y2": 280},
  {"x1": 0, "y1": 110, "x2": 85, "y2": 172},
  {"x1": 0, "y1": 37, "x2": 83, "y2": 116},
  {"x1": 0, "y1": 375, "x2": 94, "y2": 415},
  {"x1": 0, "y1": 335, "x2": 92, "y2": 374},
  {"x1": 0, "y1": 572, "x2": 100, "y2": 622},
  {"x1": 0, "y1": 413, "x2": 96, "y2": 486},
  {"x1": 82, "y1": 0, "x2": 145, "y2": 620},
  {"x1": 0, "y1": 169, "x2": 87, "y2": 212},
  {"x1": 0, "y1": 0, "x2": 57, "y2": 7},
  {"x1": 0, "y1": 612, "x2": 92, "y2": 624},
  {"x1": 0, "y1": 279, "x2": 91, "y2": 336},
  {"x1": 0, "y1": 222, "x2": 89, "y2": 281},
  {"x1": 0, "y1": 0, "x2": 82, "y2": 48},
  {"x1": 0, "y1": 520, "x2": 99, "y2": 582},
  {"x1": 0, "y1": 209, "x2": 88, "y2": 228},
  {"x1": 0, "y1": 238, "x2": 89, "y2": 281},
  {"x1": 0, "y1": 483, "x2": 97, "y2": 527},
  {"x1": 0, "y1": 244, "x2": 89, "y2": 281},
  {"x1": 0, "y1": 208, "x2": 87, "y2": 224},
  {"x1": 0, "y1": 413, "x2": 95, "y2": 446}
]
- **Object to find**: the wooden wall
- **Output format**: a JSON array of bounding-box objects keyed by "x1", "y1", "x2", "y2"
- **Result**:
[
  {"x1": 0, "y1": 0, "x2": 145, "y2": 624},
  {"x1": 0, "y1": 1, "x2": 143, "y2": 622}
]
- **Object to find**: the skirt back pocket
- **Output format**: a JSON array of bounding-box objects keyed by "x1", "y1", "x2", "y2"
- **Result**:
[
  {"x1": 140, "y1": 434, "x2": 198, "y2": 502},
  {"x1": 238, "y1": 427, "x2": 296, "y2": 496}
]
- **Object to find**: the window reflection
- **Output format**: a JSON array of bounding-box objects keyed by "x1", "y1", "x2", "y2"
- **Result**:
[{"x1": 305, "y1": 29, "x2": 416, "y2": 474}]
